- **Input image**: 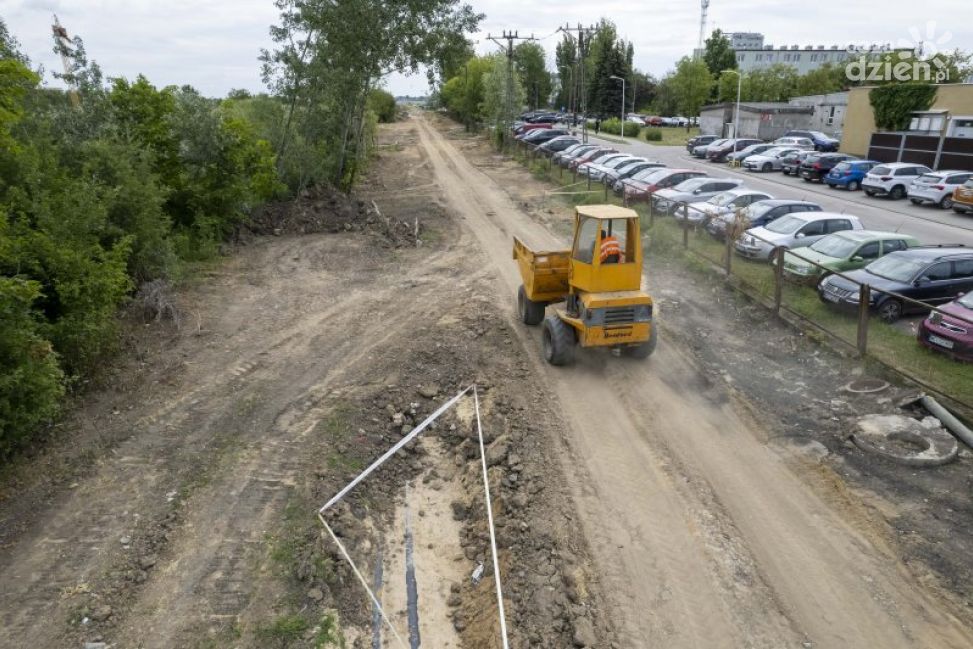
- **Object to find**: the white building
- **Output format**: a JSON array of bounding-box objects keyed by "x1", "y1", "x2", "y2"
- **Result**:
[{"x1": 736, "y1": 44, "x2": 855, "y2": 75}]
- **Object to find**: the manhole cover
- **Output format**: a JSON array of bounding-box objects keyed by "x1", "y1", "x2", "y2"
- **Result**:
[{"x1": 844, "y1": 378, "x2": 890, "y2": 394}]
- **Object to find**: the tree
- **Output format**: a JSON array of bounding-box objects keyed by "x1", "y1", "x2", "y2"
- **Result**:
[
  {"x1": 651, "y1": 75, "x2": 679, "y2": 116},
  {"x1": 513, "y1": 42, "x2": 551, "y2": 110},
  {"x1": 668, "y1": 57, "x2": 713, "y2": 118},
  {"x1": 368, "y1": 89, "x2": 397, "y2": 123},
  {"x1": 703, "y1": 29, "x2": 737, "y2": 76},
  {"x1": 553, "y1": 36, "x2": 576, "y2": 111},
  {"x1": 586, "y1": 20, "x2": 630, "y2": 117},
  {"x1": 630, "y1": 70, "x2": 657, "y2": 112},
  {"x1": 795, "y1": 63, "x2": 847, "y2": 96},
  {"x1": 482, "y1": 54, "x2": 525, "y2": 144}
]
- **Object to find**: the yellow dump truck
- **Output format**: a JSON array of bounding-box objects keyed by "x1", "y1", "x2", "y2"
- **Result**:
[{"x1": 513, "y1": 205, "x2": 656, "y2": 365}]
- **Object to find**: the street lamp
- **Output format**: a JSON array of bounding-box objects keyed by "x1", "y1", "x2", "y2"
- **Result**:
[
  {"x1": 724, "y1": 69, "x2": 743, "y2": 139},
  {"x1": 609, "y1": 74, "x2": 625, "y2": 138}
]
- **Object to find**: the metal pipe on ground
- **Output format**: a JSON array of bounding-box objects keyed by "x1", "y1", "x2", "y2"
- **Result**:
[{"x1": 920, "y1": 395, "x2": 973, "y2": 450}]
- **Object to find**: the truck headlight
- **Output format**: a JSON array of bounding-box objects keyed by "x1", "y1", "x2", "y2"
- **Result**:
[{"x1": 634, "y1": 304, "x2": 653, "y2": 322}]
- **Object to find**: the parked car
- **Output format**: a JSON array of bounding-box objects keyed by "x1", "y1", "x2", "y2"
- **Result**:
[
  {"x1": 908, "y1": 171, "x2": 973, "y2": 209},
  {"x1": 603, "y1": 159, "x2": 665, "y2": 185},
  {"x1": 584, "y1": 155, "x2": 643, "y2": 182},
  {"x1": 553, "y1": 143, "x2": 595, "y2": 165},
  {"x1": 578, "y1": 153, "x2": 632, "y2": 179},
  {"x1": 917, "y1": 291, "x2": 973, "y2": 361},
  {"x1": 537, "y1": 135, "x2": 580, "y2": 155},
  {"x1": 626, "y1": 114, "x2": 646, "y2": 125},
  {"x1": 742, "y1": 147, "x2": 800, "y2": 172},
  {"x1": 954, "y1": 178, "x2": 973, "y2": 214},
  {"x1": 514, "y1": 123, "x2": 552, "y2": 138},
  {"x1": 862, "y1": 162, "x2": 931, "y2": 199},
  {"x1": 569, "y1": 147, "x2": 617, "y2": 171},
  {"x1": 780, "y1": 150, "x2": 813, "y2": 175},
  {"x1": 735, "y1": 212, "x2": 864, "y2": 260},
  {"x1": 799, "y1": 153, "x2": 857, "y2": 183},
  {"x1": 782, "y1": 130, "x2": 840, "y2": 152},
  {"x1": 692, "y1": 138, "x2": 729, "y2": 158},
  {"x1": 726, "y1": 143, "x2": 777, "y2": 164},
  {"x1": 708, "y1": 138, "x2": 763, "y2": 163},
  {"x1": 818, "y1": 246, "x2": 973, "y2": 322},
  {"x1": 558, "y1": 144, "x2": 603, "y2": 167},
  {"x1": 705, "y1": 200, "x2": 822, "y2": 240},
  {"x1": 678, "y1": 189, "x2": 774, "y2": 226},
  {"x1": 772, "y1": 136, "x2": 816, "y2": 151},
  {"x1": 686, "y1": 134, "x2": 718, "y2": 153},
  {"x1": 522, "y1": 128, "x2": 570, "y2": 146},
  {"x1": 652, "y1": 177, "x2": 744, "y2": 214},
  {"x1": 823, "y1": 160, "x2": 880, "y2": 191},
  {"x1": 619, "y1": 168, "x2": 707, "y2": 200},
  {"x1": 782, "y1": 231, "x2": 919, "y2": 283}
]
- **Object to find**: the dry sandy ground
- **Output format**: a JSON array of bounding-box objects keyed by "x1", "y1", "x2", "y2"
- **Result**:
[{"x1": 0, "y1": 113, "x2": 971, "y2": 649}]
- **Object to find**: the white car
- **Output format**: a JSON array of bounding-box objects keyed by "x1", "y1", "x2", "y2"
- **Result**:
[
  {"x1": 862, "y1": 162, "x2": 931, "y2": 200},
  {"x1": 773, "y1": 136, "x2": 815, "y2": 151},
  {"x1": 626, "y1": 114, "x2": 646, "y2": 125},
  {"x1": 742, "y1": 147, "x2": 801, "y2": 172},
  {"x1": 734, "y1": 212, "x2": 864, "y2": 260},
  {"x1": 679, "y1": 189, "x2": 774, "y2": 225},
  {"x1": 908, "y1": 170, "x2": 973, "y2": 210},
  {"x1": 577, "y1": 153, "x2": 629, "y2": 178},
  {"x1": 583, "y1": 154, "x2": 641, "y2": 181}
]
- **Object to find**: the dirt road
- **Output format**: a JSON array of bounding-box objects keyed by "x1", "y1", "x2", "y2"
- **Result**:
[{"x1": 414, "y1": 113, "x2": 973, "y2": 648}]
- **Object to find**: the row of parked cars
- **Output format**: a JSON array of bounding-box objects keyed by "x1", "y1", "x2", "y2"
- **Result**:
[
  {"x1": 685, "y1": 133, "x2": 973, "y2": 213},
  {"x1": 514, "y1": 131, "x2": 973, "y2": 360}
]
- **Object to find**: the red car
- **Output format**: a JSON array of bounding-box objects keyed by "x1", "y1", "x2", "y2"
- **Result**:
[
  {"x1": 513, "y1": 123, "x2": 552, "y2": 139},
  {"x1": 917, "y1": 292, "x2": 973, "y2": 361},
  {"x1": 568, "y1": 147, "x2": 617, "y2": 171},
  {"x1": 620, "y1": 168, "x2": 706, "y2": 202}
]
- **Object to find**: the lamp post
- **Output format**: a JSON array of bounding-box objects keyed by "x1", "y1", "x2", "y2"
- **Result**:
[
  {"x1": 610, "y1": 75, "x2": 625, "y2": 138},
  {"x1": 724, "y1": 69, "x2": 742, "y2": 139}
]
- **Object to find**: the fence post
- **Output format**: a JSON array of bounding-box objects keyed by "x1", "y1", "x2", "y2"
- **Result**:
[
  {"x1": 649, "y1": 200, "x2": 655, "y2": 228},
  {"x1": 587, "y1": 174, "x2": 591, "y2": 191},
  {"x1": 773, "y1": 247, "x2": 784, "y2": 314},
  {"x1": 682, "y1": 212, "x2": 689, "y2": 249},
  {"x1": 857, "y1": 284, "x2": 871, "y2": 356},
  {"x1": 724, "y1": 233, "x2": 733, "y2": 276},
  {"x1": 604, "y1": 181, "x2": 608, "y2": 202}
]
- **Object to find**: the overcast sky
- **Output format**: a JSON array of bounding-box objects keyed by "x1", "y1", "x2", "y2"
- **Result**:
[{"x1": 2, "y1": 0, "x2": 970, "y2": 97}]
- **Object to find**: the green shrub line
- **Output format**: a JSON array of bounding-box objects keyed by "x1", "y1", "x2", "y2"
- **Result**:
[{"x1": 513, "y1": 148, "x2": 973, "y2": 414}]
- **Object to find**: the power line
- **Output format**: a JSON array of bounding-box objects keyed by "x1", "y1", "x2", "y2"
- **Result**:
[
  {"x1": 486, "y1": 31, "x2": 535, "y2": 143},
  {"x1": 557, "y1": 24, "x2": 597, "y2": 143}
]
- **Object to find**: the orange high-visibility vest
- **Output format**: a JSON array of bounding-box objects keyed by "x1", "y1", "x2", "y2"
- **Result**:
[{"x1": 600, "y1": 235, "x2": 624, "y2": 262}]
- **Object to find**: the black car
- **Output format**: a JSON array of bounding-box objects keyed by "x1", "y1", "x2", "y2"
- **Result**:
[
  {"x1": 538, "y1": 136, "x2": 581, "y2": 156},
  {"x1": 686, "y1": 134, "x2": 718, "y2": 153},
  {"x1": 705, "y1": 200, "x2": 822, "y2": 240},
  {"x1": 523, "y1": 128, "x2": 569, "y2": 146},
  {"x1": 818, "y1": 246, "x2": 973, "y2": 322},
  {"x1": 799, "y1": 153, "x2": 856, "y2": 183}
]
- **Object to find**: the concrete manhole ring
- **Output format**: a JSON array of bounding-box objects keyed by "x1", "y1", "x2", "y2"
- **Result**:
[
  {"x1": 851, "y1": 414, "x2": 958, "y2": 467},
  {"x1": 843, "y1": 378, "x2": 890, "y2": 394}
]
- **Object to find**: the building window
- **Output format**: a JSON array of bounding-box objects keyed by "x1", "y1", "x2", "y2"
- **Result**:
[
  {"x1": 756, "y1": 54, "x2": 763, "y2": 61},
  {"x1": 827, "y1": 106, "x2": 836, "y2": 125},
  {"x1": 793, "y1": 53, "x2": 801, "y2": 61}
]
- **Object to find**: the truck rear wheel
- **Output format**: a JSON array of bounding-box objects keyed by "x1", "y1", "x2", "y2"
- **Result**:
[
  {"x1": 624, "y1": 324, "x2": 658, "y2": 359},
  {"x1": 518, "y1": 286, "x2": 546, "y2": 326},
  {"x1": 542, "y1": 315, "x2": 575, "y2": 366}
]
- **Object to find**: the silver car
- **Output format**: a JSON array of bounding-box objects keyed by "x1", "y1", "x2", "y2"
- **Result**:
[
  {"x1": 692, "y1": 138, "x2": 729, "y2": 158},
  {"x1": 908, "y1": 170, "x2": 973, "y2": 210},
  {"x1": 652, "y1": 177, "x2": 743, "y2": 214},
  {"x1": 735, "y1": 212, "x2": 864, "y2": 260},
  {"x1": 578, "y1": 153, "x2": 631, "y2": 179},
  {"x1": 678, "y1": 189, "x2": 774, "y2": 226},
  {"x1": 587, "y1": 155, "x2": 645, "y2": 182}
]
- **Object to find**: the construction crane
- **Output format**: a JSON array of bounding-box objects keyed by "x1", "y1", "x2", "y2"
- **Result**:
[
  {"x1": 697, "y1": 0, "x2": 710, "y2": 54},
  {"x1": 51, "y1": 14, "x2": 81, "y2": 107}
]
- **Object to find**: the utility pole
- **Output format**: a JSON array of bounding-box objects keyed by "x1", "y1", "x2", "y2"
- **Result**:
[
  {"x1": 487, "y1": 30, "x2": 535, "y2": 146},
  {"x1": 51, "y1": 14, "x2": 81, "y2": 107},
  {"x1": 558, "y1": 23, "x2": 597, "y2": 143}
]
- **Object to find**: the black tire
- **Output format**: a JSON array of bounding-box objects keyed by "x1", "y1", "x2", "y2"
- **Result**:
[
  {"x1": 865, "y1": 190, "x2": 876, "y2": 197},
  {"x1": 890, "y1": 185, "x2": 906, "y2": 200},
  {"x1": 910, "y1": 198, "x2": 922, "y2": 205},
  {"x1": 517, "y1": 286, "x2": 546, "y2": 326},
  {"x1": 878, "y1": 299, "x2": 903, "y2": 323},
  {"x1": 542, "y1": 315, "x2": 576, "y2": 366},
  {"x1": 802, "y1": 177, "x2": 812, "y2": 183},
  {"x1": 955, "y1": 207, "x2": 969, "y2": 215},
  {"x1": 624, "y1": 324, "x2": 658, "y2": 359},
  {"x1": 782, "y1": 169, "x2": 790, "y2": 175},
  {"x1": 940, "y1": 195, "x2": 954, "y2": 210},
  {"x1": 762, "y1": 162, "x2": 772, "y2": 172},
  {"x1": 847, "y1": 180, "x2": 860, "y2": 191}
]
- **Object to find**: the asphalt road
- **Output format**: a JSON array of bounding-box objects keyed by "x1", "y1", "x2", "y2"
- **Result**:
[{"x1": 583, "y1": 133, "x2": 973, "y2": 246}]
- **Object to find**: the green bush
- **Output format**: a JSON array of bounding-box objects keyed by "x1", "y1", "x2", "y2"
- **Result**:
[
  {"x1": 599, "y1": 117, "x2": 641, "y2": 138},
  {"x1": 367, "y1": 88, "x2": 397, "y2": 123},
  {"x1": 644, "y1": 129, "x2": 663, "y2": 141}
]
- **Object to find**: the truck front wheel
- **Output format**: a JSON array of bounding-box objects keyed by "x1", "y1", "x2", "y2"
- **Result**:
[
  {"x1": 542, "y1": 315, "x2": 576, "y2": 365},
  {"x1": 624, "y1": 324, "x2": 658, "y2": 359}
]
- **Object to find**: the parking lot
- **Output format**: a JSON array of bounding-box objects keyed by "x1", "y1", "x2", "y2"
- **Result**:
[{"x1": 586, "y1": 133, "x2": 973, "y2": 247}]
